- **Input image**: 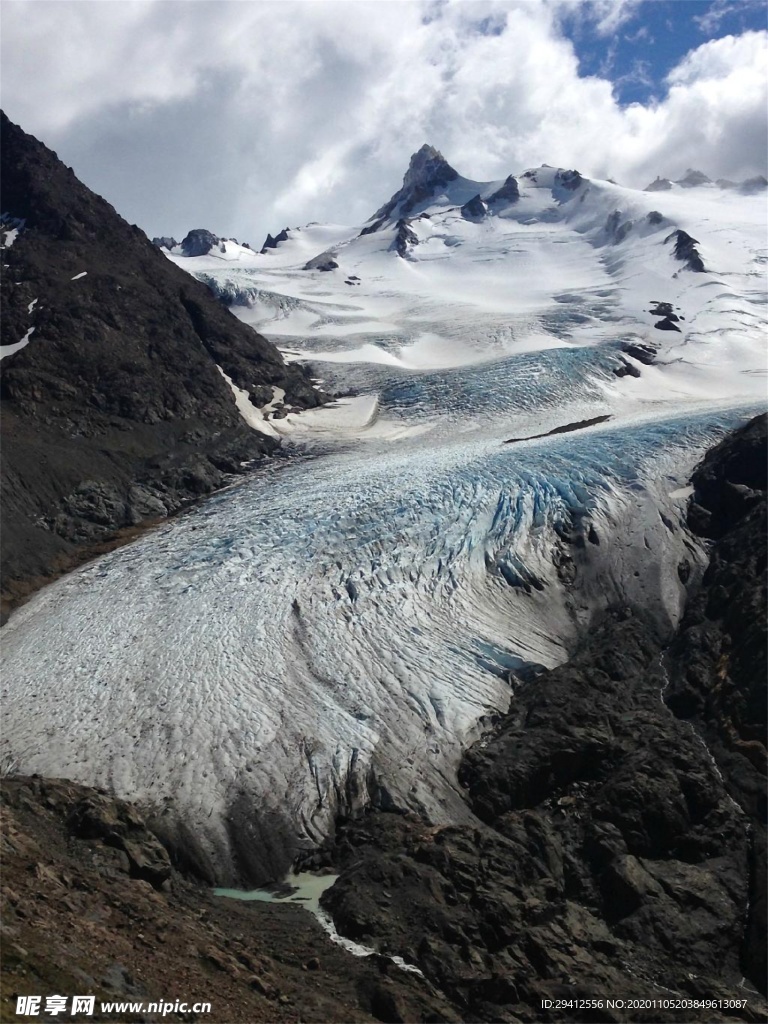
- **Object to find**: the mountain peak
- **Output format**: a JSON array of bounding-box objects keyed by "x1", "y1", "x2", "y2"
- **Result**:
[
  {"x1": 676, "y1": 169, "x2": 712, "y2": 188},
  {"x1": 402, "y1": 144, "x2": 458, "y2": 191},
  {"x1": 364, "y1": 144, "x2": 459, "y2": 233}
]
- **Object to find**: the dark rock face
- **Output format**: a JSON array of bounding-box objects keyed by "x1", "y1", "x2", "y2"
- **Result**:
[
  {"x1": 179, "y1": 227, "x2": 220, "y2": 256},
  {"x1": 685, "y1": 415, "x2": 767, "y2": 540},
  {"x1": 654, "y1": 317, "x2": 682, "y2": 332},
  {"x1": 4, "y1": 776, "x2": 171, "y2": 890},
  {"x1": 392, "y1": 219, "x2": 420, "y2": 258},
  {"x1": 555, "y1": 169, "x2": 583, "y2": 192},
  {"x1": 665, "y1": 228, "x2": 706, "y2": 272},
  {"x1": 486, "y1": 175, "x2": 520, "y2": 205},
  {"x1": 363, "y1": 144, "x2": 459, "y2": 232},
  {"x1": 622, "y1": 341, "x2": 656, "y2": 364},
  {"x1": 151, "y1": 235, "x2": 177, "y2": 250},
  {"x1": 321, "y1": 416, "x2": 767, "y2": 1021},
  {"x1": 0, "y1": 111, "x2": 323, "y2": 613},
  {"x1": 667, "y1": 414, "x2": 767, "y2": 994},
  {"x1": 325, "y1": 616, "x2": 758, "y2": 1021},
  {"x1": 460, "y1": 194, "x2": 487, "y2": 221},
  {"x1": 613, "y1": 358, "x2": 641, "y2": 378},
  {"x1": 400, "y1": 143, "x2": 458, "y2": 197},
  {"x1": 260, "y1": 227, "x2": 290, "y2": 253}
]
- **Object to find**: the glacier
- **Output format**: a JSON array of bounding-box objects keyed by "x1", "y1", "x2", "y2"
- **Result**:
[{"x1": 2, "y1": 160, "x2": 766, "y2": 883}]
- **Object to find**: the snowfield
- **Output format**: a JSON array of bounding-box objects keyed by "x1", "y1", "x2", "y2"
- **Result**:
[{"x1": 2, "y1": 161, "x2": 766, "y2": 883}]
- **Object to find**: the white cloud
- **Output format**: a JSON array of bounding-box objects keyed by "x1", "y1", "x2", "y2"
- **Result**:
[
  {"x1": 584, "y1": 0, "x2": 642, "y2": 37},
  {"x1": 1, "y1": 0, "x2": 765, "y2": 244}
]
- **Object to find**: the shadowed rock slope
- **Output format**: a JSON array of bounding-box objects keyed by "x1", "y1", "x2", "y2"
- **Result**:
[
  {"x1": 321, "y1": 414, "x2": 767, "y2": 1023},
  {"x1": 0, "y1": 111, "x2": 323, "y2": 615}
]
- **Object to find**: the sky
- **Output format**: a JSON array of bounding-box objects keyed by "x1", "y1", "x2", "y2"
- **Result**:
[{"x1": 1, "y1": 0, "x2": 766, "y2": 246}]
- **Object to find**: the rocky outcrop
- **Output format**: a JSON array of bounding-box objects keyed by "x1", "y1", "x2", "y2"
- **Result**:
[
  {"x1": 319, "y1": 415, "x2": 767, "y2": 1022},
  {"x1": 487, "y1": 175, "x2": 520, "y2": 205},
  {"x1": 261, "y1": 227, "x2": 290, "y2": 253},
  {"x1": 0, "y1": 776, "x2": 457, "y2": 1024},
  {"x1": 324, "y1": 615, "x2": 760, "y2": 1021},
  {"x1": 392, "y1": 219, "x2": 420, "y2": 258},
  {"x1": 460, "y1": 194, "x2": 487, "y2": 221},
  {"x1": 0, "y1": 111, "x2": 324, "y2": 615},
  {"x1": 180, "y1": 227, "x2": 221, "y2": 256},
  {"x1": 739, "y1": 175, "x2": 768, "y2": 194},
  {"x1": 605, "y1": 210, "x2": 633, "y2": 244},
  {"x1": 621, "y1": 341, "x2": 657, "y2": 365},
  {"x1": 303, "y1": 251, "x2": 339, "y2": 272},
  {"x1": 554, "y1": 168, "x2": 583, "y2": 192},
  {"x1": 665, "y1": 228, "x2": 705, "y2": 272}
]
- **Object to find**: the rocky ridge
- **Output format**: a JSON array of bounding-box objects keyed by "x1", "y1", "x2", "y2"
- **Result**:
[{"x1": 0, "y1": 112, "x2": 323, "y2": 616}]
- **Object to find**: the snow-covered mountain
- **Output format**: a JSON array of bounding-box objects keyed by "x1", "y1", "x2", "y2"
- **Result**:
[{"x1": 2, "y1": 146, "x2": 766, "y2": 884}]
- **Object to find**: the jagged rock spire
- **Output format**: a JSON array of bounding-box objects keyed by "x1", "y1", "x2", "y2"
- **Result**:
[
  {"x1": 363, "y1": 144, "x2": 459, "y2": 233},
  {"x1": 400, "y1": 144, "x2": 458, "y2": 192}
]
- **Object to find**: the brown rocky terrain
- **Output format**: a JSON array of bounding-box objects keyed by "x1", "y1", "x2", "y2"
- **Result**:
[
  {"x1": 0, "y1": 111, "x2": 324, "y2": 619},
  {"x1": 0, "y1": 776, "x2": 456, "y2": 1024}
]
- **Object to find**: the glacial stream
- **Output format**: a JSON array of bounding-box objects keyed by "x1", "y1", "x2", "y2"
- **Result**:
[{"x1": 215, "y1": 873, "x2": 423, "y2": 973}]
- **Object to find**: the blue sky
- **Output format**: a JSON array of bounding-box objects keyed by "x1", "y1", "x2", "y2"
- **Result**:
[{"x1": 562, "y1": 0, "x2": 768, "y2": 105}]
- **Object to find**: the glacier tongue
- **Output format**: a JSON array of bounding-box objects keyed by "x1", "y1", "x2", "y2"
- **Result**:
[
  {"x1": 0, "y1": 400, "x2": 747, "y2": 884},
  {"x1": 2, "y1": 165, "x2": 766, "y2": 884}
]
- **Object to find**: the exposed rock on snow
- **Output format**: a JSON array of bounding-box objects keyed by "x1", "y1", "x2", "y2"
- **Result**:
[
  {"x1": 665, "y1": 227, "x2": 706, "y2": 271},
  {"x1": 180, "y1": 228, "x2": 221, "y2": 256},
  {"x1": 392, "y1": 219, "x2": 419, "y2": 257},
  {"x1": 486, "y1": 174, "x2": 520, "y2": 205},
  {"x1": 261, "y1": 227, "x2": 290, "y2": 253},
  {"x1": 738, "y1": 174, "x2": 768, "y2": 194},
  {"x1": 460, "y1": 194, "x2": 487, "y2": 221},
  {"x1": 303, "y1": 251, "x2": 339, "y2": 271},
  {"x1": 554, "y1": 168, "x2": 583, "y2": 192}
]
